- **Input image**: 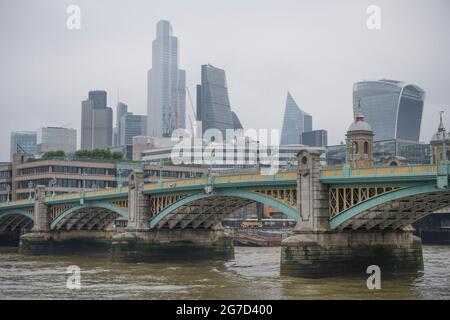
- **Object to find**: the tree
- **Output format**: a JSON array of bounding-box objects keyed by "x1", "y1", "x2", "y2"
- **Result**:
[
  {"x1": 42, "y1": 150, "x2": 65, "y2": 159},
  {"x1": 112, "y1": 152, "x2": 124, "y2": 160}
]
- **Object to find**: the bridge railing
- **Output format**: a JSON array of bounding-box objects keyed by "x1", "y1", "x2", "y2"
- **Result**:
[
  {"x1": 0, "y1": 198, "x2": 34, "y2": 208},
  {"x1": 321, "y1": 164, "x2": 437, "y2": 178},
  {"x1": 143, "y1": 171, "x2": 297, "y2": 190}
]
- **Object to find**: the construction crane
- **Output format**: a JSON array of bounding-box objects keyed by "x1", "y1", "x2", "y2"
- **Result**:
[{"x1": 186, "y1": 86, "x2": 198, "y2": 137}]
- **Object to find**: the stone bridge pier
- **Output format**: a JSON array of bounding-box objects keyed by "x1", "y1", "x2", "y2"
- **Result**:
[
  {"x1": 110, "y1": 171, "x2": 233, "y2": 262},
  {"x1": 280, "y1": 150, "x2": 423, "y2": 277}
]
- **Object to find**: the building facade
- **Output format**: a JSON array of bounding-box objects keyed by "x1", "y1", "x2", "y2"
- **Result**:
[
  {"x1": 302, "y1": 130, "x2": 328, "y2": 148},
  {"x1": 10, "y1": 131, "x2": 37, "y2": 160},
  {"x1": 280, "y1": 92, "x2": 312, "y2": 145},
  {"x1": 353, "y1": 80, "x2": 425, "y2": 141},
  {"x1": 430, "y1": 112, "x2": 450, "y2": 164},
  {"x1": 196, "y1": 64, "x2": 242, "y2": 137},
  {"x1": 119, "y1": 114, "x2": 147, "y2": 146},
  {"x1": 147, "y1": 20, "x2": 186, "y2": 137},
  {"x1": 37, "y1": 127, "x2": 77, "y2": 154},
  {"x1": 81, "y1": 90, "x2": 113, "y2": 150},
  {"x1": 345, "y1": 111, "x2": 374, "y2": 168},
  {"x1": 0, "y1": 154, "x2": 207, "y2": 203},
  {"x1": 0, "y1": 163, "x2": 12, "y2": 202},
  {"x1": 326, "y1": 139, "x2": 431, "y2": 166},
  {"x1": 114, "y1": 102, "x2": 129, "y2": 146}
]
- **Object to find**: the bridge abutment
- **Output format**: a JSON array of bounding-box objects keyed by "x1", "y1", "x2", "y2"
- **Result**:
[
  {"x1": 281, "y1": 150, "x2": 424, "y2": 277},
  {"x1": 19, "y1": 185, "x2": 54, "y2": 254}
]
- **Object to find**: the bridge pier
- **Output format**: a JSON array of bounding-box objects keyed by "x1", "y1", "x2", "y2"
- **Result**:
[
  {"x1": 110, "y1": 171, "x2": 233, "y2": 262},
  {"x1": 280, "y1": 150, "x2": 424, "y2": 277},
  {"x1": 19, "y1": 185, "x2": 53, "y2": 254}
]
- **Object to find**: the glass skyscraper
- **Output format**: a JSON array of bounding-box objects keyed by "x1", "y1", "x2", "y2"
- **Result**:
[
  {"x1": 147, "y1": 20, "x2": 186, "y2": 137},
  {"x1": 10, "y1": 131, "x2": 37, "y2": 159},
  {"x1": 119, "y1": 114, "x2": 147, "y2": 146},
  {"x1": 196, "y1": 64, "x2": 242, "y2": 137},
  {"x1": 280, "y1": 92, "x2": 312, "y2": 145},
  {"x1": 353, "y1": 80, "x2": 425, "y2": 142}
]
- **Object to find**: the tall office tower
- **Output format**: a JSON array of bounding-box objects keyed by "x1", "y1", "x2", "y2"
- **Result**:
[
  {"x1": 81, "y1": 90, "x2": 113, "y2": 150},
  {"x1": 10, "y1": 131, "x2": 37, "y2": 159},
  {"x1": 119, "y1": 114, "x2": 147, "y2": 145},
  {"x1": 231, "y1": 111, "x2": 243, "y2": 130},
  {"x1": 37, "y1": 127, "x2": 77, "y2": 154},
  {"x1": 114, "y1": 102, "x2": 128, "y2": 146},
  {"x1": 280, "y1": 92, "x2": 312, "y2": 145},
  {"x1": 302, "y1": 129, "x2": 328, "y2": 148},
  {"x1": 147, "y1": 20, "x2": 186, "y2": 137},
  {"x1": 353, "y1": 80, "x2": 425, "y2": 142},
  {"x1": 196, "y1": 64, "x2": 241, "y2": 137}
]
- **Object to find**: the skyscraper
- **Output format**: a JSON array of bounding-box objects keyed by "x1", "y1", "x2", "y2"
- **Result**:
[
  {"x1": 119, "y1": 114, "x2": 147, "y2": 146},
  {"x1": 81, "y1": 90, "x2": 113, "y2": 150},
  {"x1": 353, "y1": 80, "x2": 425, "y2": 142},
  {"x1": 147, "y1": 20, "x2": 186, "y2": 137},
  {"x1": 114, "y1": 102, "x2": 128, "y2": 146},
  {"x1": 10, "y1": 131, "x2": 37, "y2": 159},
  {"x1": 196, "y1": 64, "x2": 242, "y2": 137},
  {"x1": 302, "y1": 129, "x2": 328, "y2": 148},
  {"x1": 280, "y1": 92, "x2": 312, "y2": 145}
]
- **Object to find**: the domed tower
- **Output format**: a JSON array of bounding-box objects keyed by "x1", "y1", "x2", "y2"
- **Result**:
[
  {"x1": 346, "y1": 104, "x2": 374, "y2": 168},
  {"x1": 430, "y1": 111, "x2": 450, "y2": 165}
]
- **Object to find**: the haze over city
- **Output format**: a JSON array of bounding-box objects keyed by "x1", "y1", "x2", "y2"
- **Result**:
[{"x1": 0, "y1": 0, "x2": 449, "y2": 161}]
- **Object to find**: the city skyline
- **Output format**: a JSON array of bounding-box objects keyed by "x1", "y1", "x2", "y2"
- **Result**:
[{"x1": 1, "y1": 0, "x2": 450, "y2": 161}]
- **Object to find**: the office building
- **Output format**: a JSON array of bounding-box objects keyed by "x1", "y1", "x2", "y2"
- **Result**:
[
  {"x1": 326, "y1": 139, "x2": 431, "y2": 166},
  {"x1": 81, "y1": 90, "x2": 113, "y2": 150},
  {"x1": 147, "y1": 20, "x2": 186, "y2": 137},
  {"x1": 0, "y1": 163, "x2": 12, "y2": 202},
  {"x1": 196, "y1": 64, "x2": 242, "y2": 137},
  {"x1": 114, "y1": 102, "x2": 128, "y2": 146},
  {"x1": 353, "y1": 80, "x2": 425, "y2": 141},
  {"x1": 10, "y1": 131, "x2": 37, "y2": 160},
  {"x1": 0, "y1": 154, "x2": 206, "y2": 202},
  {"x1": 37, "y1": 127, "x2": 77, "y2": 154},
  {"x1": 302, "y1": 130, "x2": 328, "y2": 148},
  {"x1": 280, "y1": 92, "x2": 312, "y2": 145},
  {"x1": 119, "y1": 114, "x2": 147, "y2": 146}
]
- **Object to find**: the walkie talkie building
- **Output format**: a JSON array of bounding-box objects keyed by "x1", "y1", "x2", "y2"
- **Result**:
[{"x1": 353, "y1": 80, "x2": 425, "y2": 142}]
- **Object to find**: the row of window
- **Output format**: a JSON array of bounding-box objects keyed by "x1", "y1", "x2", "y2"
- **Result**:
[
  {"x1": 17, "y1": 179, "x2": 117, "y2": 189},
  {"x1": 17, "y1": 166, "x2": 116, "y2": 176},
  {"x1": 0, "y1": 183, "x2": 11, "y2": 191},
  {"x1": 0, "y1": 171, "x2": 11, "y2": 178},
  {"x1": 145, "y1": 170, "x2": 204, "y2": 179}
]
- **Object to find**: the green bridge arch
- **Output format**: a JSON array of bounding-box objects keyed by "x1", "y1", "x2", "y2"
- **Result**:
[
  {"x1": 0, "y1": 210, "x2": 34, "y2": 222},
  {"x1": 329, "y1": 184, "x2": 448, "y2": 230},
  {"x1": 50, "y1": 201, "x2": 129, "y2": 230},
  {"x1": 149, "y1": 189, "x2": 300, "y2": 229}
]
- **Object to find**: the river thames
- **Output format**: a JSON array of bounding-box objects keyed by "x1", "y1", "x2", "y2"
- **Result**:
[{"x1": 0, "y1": 245, "x2": 449, "y2": 299}]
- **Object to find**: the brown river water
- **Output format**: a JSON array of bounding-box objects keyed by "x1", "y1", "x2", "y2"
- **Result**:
[{"x1": 0, "y1": 245, "x2": 449, "y2": 299}]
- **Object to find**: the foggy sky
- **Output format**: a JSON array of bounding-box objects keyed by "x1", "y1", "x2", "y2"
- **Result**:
[{"x1": 0, "y1": 0, "x2": 449, "y2": 161}]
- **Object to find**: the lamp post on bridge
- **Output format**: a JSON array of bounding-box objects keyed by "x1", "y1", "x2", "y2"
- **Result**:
[
  {"x1": 28, "y1": 181, "x2": 33, "y2": 200},
  {"x1": 50, "y1": 177, "x2": 57, "y2": 198},
  {"x1": 117, "y1": 168, "x2": 123, "y2": 192},
  {"x1": 80, "y1": 172, "x2": 87, "y2": 205},
  {"x1": 6, "y1": 185, "x2": 10, "y2": 203}
]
